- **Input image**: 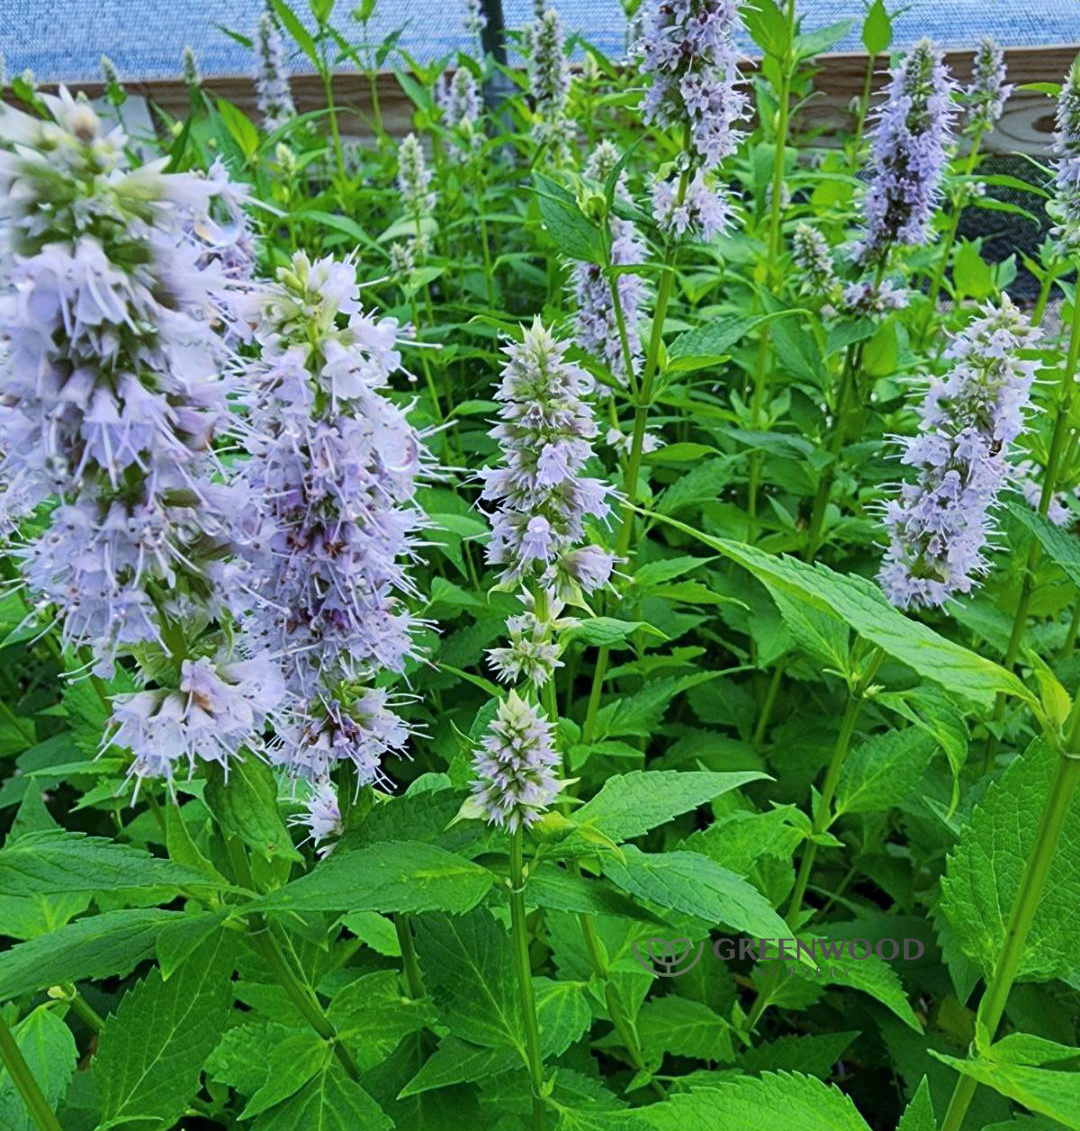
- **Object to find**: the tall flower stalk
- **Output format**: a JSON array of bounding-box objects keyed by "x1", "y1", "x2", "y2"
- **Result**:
[
  {"x1": 254, "y1": 11, "x2": 296, "y2": 133},
  {"x1": 523, "y1": 5, "x2": 572, "y2": 164}
]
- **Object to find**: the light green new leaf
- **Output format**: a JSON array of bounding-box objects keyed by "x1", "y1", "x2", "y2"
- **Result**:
[
  {"x1": 397, "y1": 1036, "x2": 519, "y2": 1097},
  {"x1": 572, "y1": 770, "x2": 766, "y2": 843},
  {"x1": 535, "y1": 976, "x2": 592, "y2": 1056},
  {"x1": 0, "y1": 908, "x2": 185, "y2": 1001},
  {"x1": 896, "y1": 1077, "x2": 936, "y2": 1131},
  {"x1": 931, "y1": 1053, "x2": 1080, "y2": 1130},
  {"x1": 940, "y1": 740, "x2": 1080, "y2": 980},
  {"x1": 0, "y1": 1007, "x2": 77, "y2": 1131},
  {"x1": 640, "y1": 1070, "x2": 873, "y2": 1130},
  {"x1": 205, "y1": 758, "x2": 302, "y2": 863},
  {"x1": 0, "y1": 830, "x2": 222, "y2": 898},
  {"x1": 251, "y1": 1063, "x2": 392, "y2": 1131},
  {"x1": 1008, "y1": 502, "x2": 1080, "y2": 588},
  {"x1": 835, "y1": 729, "x2": 937, "y2": 815},
  {"x1": 239, "y1": 1032, "x2": 328, "y2": 1120},
  {"x1": 95, "y1": 931, "x2": 235, "y2": 1129},
  {"x1": 603, "y1": 846, "x2": 790, "y2": 940},
  {"x1": 639, "y1": 517, "x2": 1030, "y2": 709},
  {"x1": 251, "y1": 841, "x2": 494, "y2": 916}
]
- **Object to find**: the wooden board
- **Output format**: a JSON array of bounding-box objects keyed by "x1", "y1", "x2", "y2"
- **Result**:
[{"x1": 20, "y1": 43, "x2": 1074, "y2": 155}]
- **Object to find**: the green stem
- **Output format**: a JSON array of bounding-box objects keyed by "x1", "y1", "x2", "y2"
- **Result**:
[
  {"x1": 941, "y1": 715, "x2": 1080, "y2": 1130},
  {"x1": 0, "y1": 1013, "x2": 63, "y2": 1131},
  {"x1": 395, "y1": 915, "x2": 426, "y2": 1000},
  {"x1": 850, "y1": 52, "x2": 876, "y2": 172},
  {"x1": 1032, "y1": 263, "x2": 1058, "y2": 329},
  {"x1": 509, "y1": 828, "x2": 546, "y2": 1131}
]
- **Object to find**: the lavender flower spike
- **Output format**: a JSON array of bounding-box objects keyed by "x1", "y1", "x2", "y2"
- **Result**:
[
  {"x1": 471, "y1": 691, "x2": 562, "y2": 830},
  {"x1": 480, "y1": 318, "x2": 614, "y2": 595},
  {"x1": 464, "y1": 0, "x2": 487, "y2": 55},
  {"x1": 857, "y1": 39, "x2": 957, "y2": 264},
  {"x1": 523, "y1": 5, "x2": 571, "y2": 162},
  {"x1": 1051, "y1": 55, "x2": 1080, "y2": 254},
  {"x1": 963, "y1": 37, "x2": 1011, "y2": 136},
  {"x1": 397, "y1": 132, "x2": 436, "y2": 219},
  {"x1": 436, "y1": 68, "x2": 482, "y2": 162},
  {"x1": 878, "y1": 296, "x2": 1041, "y2": 610},
  {"x1": 254, "y1": 11, "x2": 296, "y2": 133}
]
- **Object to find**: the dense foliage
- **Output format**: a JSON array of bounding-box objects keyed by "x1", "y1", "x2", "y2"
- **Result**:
[{"x1": 1, "y1": 3, "x2": 1080, "y2": 1130}]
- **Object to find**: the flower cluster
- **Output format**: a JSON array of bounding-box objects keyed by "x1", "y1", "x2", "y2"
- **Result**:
[
  {"x1": 963, "y1": 36, "x2": 1011, "y2": 136},
  {"x1": 1051, "y1": 57, "x2": 1080, "y2": 253},
  {"x1": 652, "y1": 170, "x2": 734, "y2": 242},
  {"x1": 470, "y1": 691, "x2": 562, "y2": 830},
  {"x1": 879, "y1": 297, "x2": 1041, "y2": 609},
  {"x1": 486, "y1": 594, "x2": 580, "y2": 687},
  {"x1": 639, "y1": 0, "x2": 747, "y2": 171},
  {"x1": 791, "y1": 223, "x2": 839, "y2": 301},
  {"x1": 437, "y1": 68, "x2": 482, "y2": 162},
  {"x1": 523, "y1": 6, "x2": 571, "y2": 162},
  {"x1": 254, "y1": 12, "x2": 296, "y2": 133},
  {"x1": 842, "y1": 279, "x2": 910, "y2": 316},
  {"x1": 236, "y1": 252, "x2": 426, "y2": 788},
  {"x1": 397, "y1": 133, "x2": 436, "y2": 220},
  {"x1": 857, "y1": 39, "x2": 957, "y2": 264},
  {"x1": 480, "y1": 319, "x2": 614, "y2": 596},
  {"x1": 464, "y1": 0, "x2": 487, "y2": 54}
]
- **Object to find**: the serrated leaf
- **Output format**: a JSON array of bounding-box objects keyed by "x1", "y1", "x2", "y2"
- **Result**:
[
  {"x1": 240, "y1": 1032, "x2": 329, "y2": 1119},
  {"x1": 737, "y1": 1031, "x2": 858, "y2": 1077},
  {"x1": 603, "y1": 846, "x2": 790, "y2": 939},
  {"x1": 637, "y1": 995, "x2": 733, "y2": 1063},
  {"x1": 251, "y1": 1062, "x2": 392, "y2": 1131},
  {"x1": 327, "y1": 970, "x2": 436, "y2": 1068},
  {"x1": 1008, "y1": 502, "x2": 1080, "y2": 588},
  {"x1": 572, "y1": 770, "x2": 765, "y2": 843},
  {"x1": 397, "y1": 1035, "x2": 519, "y2": 1097},
  {"x1": 835, "y1": 729, "x2": 937, "y2": 815},
  {"x1": 250, "y1": 841, "x2": 494, "y2": 916},
  {"x1": 0, "y1": 908, "x2": 185, "y2": 1000},
  {"x1": 896, "y1": 1077, "x2": 936, "y2": 1131},
  {"x1": 205, "y1": 758, "x2": 302, "y2": 863},
  {"x1": 639, "y1": 1070, "x2": 872, "y2": 1129},
  {"x1": 930, "y1": 1053, "x2": 1080, "y2": 1130},
  {"x1": 940, "y1": 740, "x2": 1080, "y2": 980},
  {"x1": 564, "y1": 618, "x2": 666, "y2": 648},
  {"x1": 533, "y1": 173, "x2": 600, "y2": 262},
  {"x1": 412, "y1": 909, "x2": 524, "y2": 1051},
  {"x1": 861, "y1": 0, "x2": 891, "y2": 54},
  {"x1": 95, "y1": 931, "x2": 235, "y2": 1129},
  {"x1": 535, "y1": 976, "x2": 591, "y2": 1056},
  {"x1": 0, "y1": 1007, "x2": 77, "y2": 1131},
  {"x1": 0, "y1": 830, "x2": 222, "y2": 897}
]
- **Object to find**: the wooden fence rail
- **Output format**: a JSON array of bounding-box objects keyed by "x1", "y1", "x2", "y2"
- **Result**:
[{"x1": 27, "y1": 43, "x2": 1076, "y2": 156}]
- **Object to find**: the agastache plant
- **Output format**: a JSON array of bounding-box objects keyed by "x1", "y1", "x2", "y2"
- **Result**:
[
  {"x1": 963, "y1": 36, "x2": 1011, "y2": 136},
  {"x1": 480, "y1": 318, "x2": 614, "y2": 598},
  {"x1": 856, "y1": 38, "x2": 957, "y2": 264},
  {"x1": 879, "y1": 296, "x2": 1041, "y2": 609},
  {"x1": 463, "y1": 0, "x2": 487, "y2": 55},
  {"x1": 236, "y1": 252, "x2": 426, "y2": 791},
  {"x1": 254, "y1": 11, "x2": 296, "y2": 133},
  {"x1": 1050, "y1": 56, "x2": 1080, "y2": 253},
  {"x1": 436, "y1": 68, "x2": 482, "y2": 162},
  {"x1": 639, "y1": 0, "x2": 747, "y2": 241},
  {"x1": 397, "y1": 132, "x2": 436, "y2": 220},
  {"x1": 0, "y1": 91, "x2": 286, "y2": 788},
  {"x1": 523, "y1": 4, "x2": 571, "y2": 163}
]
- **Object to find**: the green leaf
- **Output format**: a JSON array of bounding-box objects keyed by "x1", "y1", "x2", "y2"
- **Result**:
[
  {"x1": 95, "y1": 931, "x2": 235, "y2": 1130},
  {"x1": 572, "y1": 770, "x2": 766, "y2": 843},
  {"x1": 740, "y1": 0, "x2": 791, "y2": 58},
  {"x1": 656, "y1": 458, "x2": 738, "y2": 515},
  {"x1": 216, "y1": 98, "x2": 259, "y2": 160},
  {"x1": 861, "y1": 0, "x2": 892, "y2": 54},
  {"x1": 240, "y1": 1032, "x2": 329, "y2": 1119},
  {"x1": 770, "y1": 589, "x2": 850, "y2": 674},
  {"x1": 953, "y1": 240, "x2": 995, "y2": 300},
  {"x1": 595, "y1": 672, "x2": 725, "y2": 738},
  {"x1": 640, "y1": 1070, "x2": 872, "y2": 1129},
  {"x1": 412, "y1": 909, "x2": 523, "y2": 1051},
  {"x1": 251, "y1": 1063, "x2": 392, "y2": 1131},
  {"x1": 269, "y1": 0, "x2": 318, "y2": 65},
  {"x1": 795, "y1": 19, "x2": 856, "y2": 59},
  {"x1": 327, "y1": 970, "x2": 436, "y2": 1067},
  {"x1": 636, "y1": 995, "x2": 733, "y2": 1063},
  {"x1": 205, "y1": 758, "x2": 302, "y2": 863},
  {"x1": 0, "y1": 830, "x2": 223, "y2": 897},
  {"x1": 835, "y1": 729, "x2": 937, "y2": 815},
  {"x1": 564, "y1": 618, "x2": 666, "y2": 648},
  {"x1": 736, "y1": 1032, "x2": 859, "y2": 1077},
  {"x1": 931, "y1": 1054, "x2": 1080, "y2": 1130},
  {"x1": 603, "y1": 846, "x2": 790, "y2": 939},
  {"x1": 0, "y1": 1007, "x2": 77, "y2": 1131},
  {"x1": 940, "y1": 740, "x2": 1080, "y2": 980},
  {"x1": 250, "y1": 841, "x2": 494, "y2": 916},
  {"x1": 535, "y1": 976, "x2": 591, "y2": 1056},
  {"x1": 533, "y1": 173, "x2": 600, "y2": 262},
  {"x1": 639, "y1": 520, "x2": 1030, "y2": 710},
  {"x1": 1007, "y1": 502, "x2": 1080, "y2": 588},
  {"x1": 0, "y1": 908, "x2": 185, "y2": 1000},
  {"x1": 397, "y1": 1036, "x2": 519, "y2": 1097},
  {"x1": 896, "y1": 1077, "x2": 936, "y2": 1131},
  {"x1": 668, "y1": 315, "x2": 777, "y2": 367},
  {"x1": 988, "y1": 1032, "x2": 1080, "y2": 1066}
]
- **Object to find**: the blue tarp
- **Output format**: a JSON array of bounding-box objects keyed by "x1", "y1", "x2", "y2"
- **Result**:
[{"x1": 2, "y1": 1, "x2": 1078, "y2": 85}]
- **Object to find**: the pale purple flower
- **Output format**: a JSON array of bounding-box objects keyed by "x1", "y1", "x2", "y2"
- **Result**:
[
  {"x1": 857, "y1": 39, "x2": 958, "y2": 264},
  {"x1": 471, "y1": 691, "x2": 562, "y2": 830},
  {"x1": 480, "y1": 318, "x2": 613, "y2": 591},
  {"x1": 436, "y1": 69, "x2": 482, "y2": 161},
  {"x1": 1014, "y1": 459, "x2": 1071, "y2": 526},
  {"x1": 638, "y1": 0, "x2": 748, "y2": 172},
  {"x1": 879, "y1": 297, "x2": 1041, "y2": 609},
  {"x1": 652, "y1": 170, "x2": 734, "y2": 242},
  {"x1": 792, "y1": 223, "x2": 839, "y2": 299},
  {"x1": 254, "y1": 12, "x2": 296, "y2": 133},
  {"x1": 487, "y1": 609, "x2": 563, "y2": 687},
  {"x1": 289, "y1": 779, "x2": 343, "y2": 858},
  {"x1": 572, "y1": 218, "x2": 646, "y2": 381},
  {"x1": 397, "y1": 133, "x2": 436, "y2": 218},
  {"x1": 964, "y1": 37, "x2": 1010, "y2": 136},
  {"x1": 523, "y1": 6, "x2": 571, "y2": 161},
  {"x1": 1051, "y1": 57, "x2": 1080, "y2": 253},
  {"x1": 842, "y1": 278, "x2": 910, "y2": 316}
]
